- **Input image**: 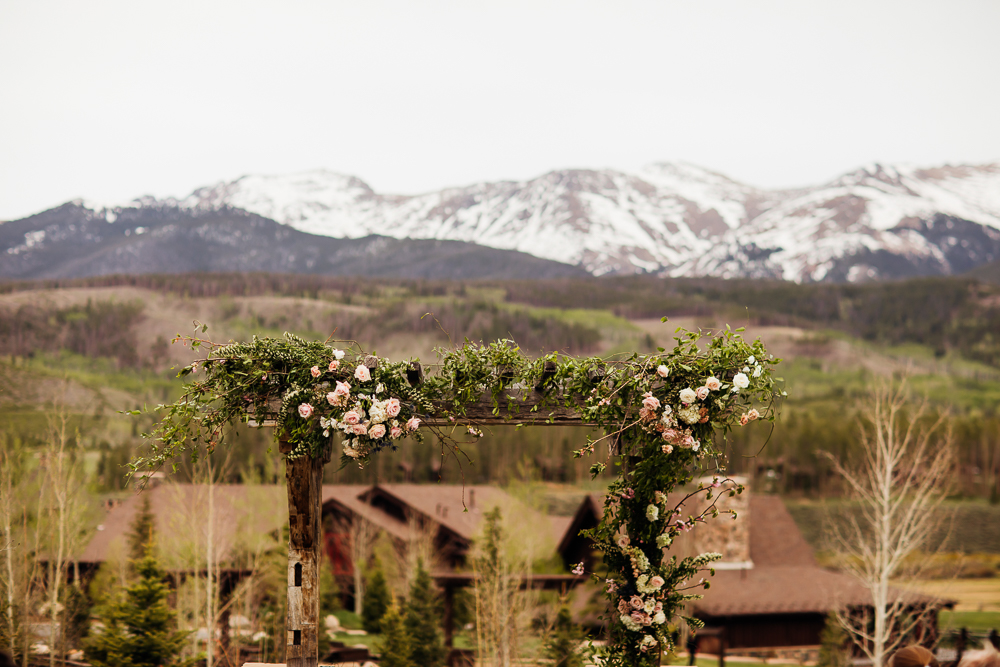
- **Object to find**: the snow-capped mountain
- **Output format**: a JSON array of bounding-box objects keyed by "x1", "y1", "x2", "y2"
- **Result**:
[{"x1": 23, "y1": 161, "x2": 1000, "y2": 282}]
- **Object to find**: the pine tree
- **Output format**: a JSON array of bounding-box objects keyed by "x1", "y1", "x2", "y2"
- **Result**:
[
  {"x1": 404, "y1": 560, "x2": 445, "y2": 667},
  {"x1": 83, "y1": 554, "x2": 191, "y2": 667},
  {"x1": 376, "y1": 603, "x2": 413, "y2": 667},
  {"x1": 126, "y1": 495, "x2": 156, "y2": 563},
  {"x1": 361, "y1": 561, "x2": 391, "y2": 633},
  {"x1": 542, "y1": 604, "x2": 584, "y2": 667}
]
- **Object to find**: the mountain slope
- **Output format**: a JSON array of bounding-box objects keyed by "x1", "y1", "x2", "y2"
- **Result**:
[
  {"x1": 10, "y1": 161, "x2": 1000, "y2": 282},
  {"x1": 172, "y1": 162, "x2": 1000, "y2": 281},
  {"x1": 0, "y1": 204, "x2": 588, "y2": 281}
]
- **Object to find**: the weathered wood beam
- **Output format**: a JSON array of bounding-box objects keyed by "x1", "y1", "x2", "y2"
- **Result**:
[{"x1": 280, "y1": 435, "x2": 330, "y2": 667}]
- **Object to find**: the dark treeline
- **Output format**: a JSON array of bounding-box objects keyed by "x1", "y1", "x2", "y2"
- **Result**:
[
  {"x1": 4, "y1": 272, "x2": 995, "y2": 365},
  {"x1": 0, "y1": 299, "x2": 144, "y2": 368}
]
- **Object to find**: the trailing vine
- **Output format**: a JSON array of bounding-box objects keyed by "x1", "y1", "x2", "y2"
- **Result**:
[{"x1": 131, "y1": 320, "x2": 781, "y2": 666}]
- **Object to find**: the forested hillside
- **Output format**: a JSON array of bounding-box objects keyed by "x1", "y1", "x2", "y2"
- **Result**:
[{"x1": 1, "y1": 272, "x2": 998, "y2": 501}]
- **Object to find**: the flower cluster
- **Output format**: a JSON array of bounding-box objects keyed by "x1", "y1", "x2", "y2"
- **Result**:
[{"x1": 285, "y1": 350, "x2": 424, "y2": 465}]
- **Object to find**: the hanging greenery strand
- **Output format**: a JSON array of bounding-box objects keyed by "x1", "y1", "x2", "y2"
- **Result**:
[{"x1": 129, "y1": 319, "x2": 782, "y2": 666}]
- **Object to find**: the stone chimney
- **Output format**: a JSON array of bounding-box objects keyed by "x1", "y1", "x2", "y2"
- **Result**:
[{"x1": 692, "y1": 476, "x2": 751, "y2": 567}]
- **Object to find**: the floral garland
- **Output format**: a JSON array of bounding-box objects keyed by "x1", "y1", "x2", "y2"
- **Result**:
[{"x1": 132, "y1": 324, "x2": 781, "y2": 667}]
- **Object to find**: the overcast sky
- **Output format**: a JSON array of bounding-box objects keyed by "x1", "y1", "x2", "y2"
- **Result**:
[{"x1": 1, "y1": 0, "x2": 998, "y2": 220}]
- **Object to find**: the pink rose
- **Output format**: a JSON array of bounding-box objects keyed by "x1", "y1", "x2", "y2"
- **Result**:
[
  {"x1": 328, "y1": 359, "x2": 340, "y2": 372},
  {"x1": 649, "y1": 576, "x2": 665, "y2": 590},
  {"x1": 369, "y1": 424, "x2": 386, "y2": 439},
  {"x1": 661, "y1": 444, "x2": 673, "y2": 454},
  {"x1": 390, "y1": 425, "x2": 403, "y2": 439},
  {"x1": 621, "y1": 487, "x2": 635, "y2": 499},
  {"x1": 310, "y1": 366, "x2": 321, "y2": 378},
  {"x1": 638, "y1": 407, "x2": 654, "y2": 422},
  {"x1": 344, "y1": 410, "x2": 361, "y2": 425},
  {"x1": 705, "y1": 376, "x2": 721, "y2": 391},
  {"x1": 642, "y1": 394, "x2": 660, "y2": 411},
  {"x1": 354, "y1": 365, "x2": 371, "y2": 382},
  {"x1": 696, "y1": 386, "x2": 710, "y2": 401},
  {"x1": 748, "y1": 408, "x2": 760, "y2": 421},
  {"x1": 405, "y1": 416, "x2": 421, "y2": 432},
  {"x1": 298, "y1": 403, "x2": 314, "y2": 419},
  {"x1": 351, "y1": 423, "x2": 367, "y2": 436},
  {"x1": 740, "y1": 413, "x2": 750, "y2": 426},
  {"x1": 656, "y1": 364, "x2": 669, "y2": 378},
  {"x1": 617, "y1": 534, "x2": 630, "y2": 548},
  {"x1": 326, "y1": 392, "x2": 340, "y2": 406},
  {"x1": 618, "y1": 599, "x2": 630, "y2": 614},
  {"x1": 386, "y1": 397, "x2": 401, "y2": 417},
  {"x1": 630, "y1": 596, "x2": 644, "y2": 610},
  {"x1": 572, "y1": 562, "x2": 585, "y2": 576}
]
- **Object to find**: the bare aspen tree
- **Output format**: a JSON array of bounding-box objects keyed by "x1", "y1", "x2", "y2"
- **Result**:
[
  {"x1": 349, "y1": 516, "x2": 377, "y2": 615},
  {"x1": 0, "y1": 437, "x2": 24, "y2": 655},
  {"x1": 40, "y1": 405, "x2": 88, "y2": 666},
  {"x1": 823, "y1": 381, "x2": 955, "y2": 667}
]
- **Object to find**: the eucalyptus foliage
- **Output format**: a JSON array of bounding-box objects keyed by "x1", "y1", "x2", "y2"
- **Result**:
[{"x1": 132, "y1": 321, "x2": 781, "y2": 666}]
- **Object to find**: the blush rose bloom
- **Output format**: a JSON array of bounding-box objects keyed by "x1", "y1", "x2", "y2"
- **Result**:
[
  {"x1": 310, "y1": 366, "x2": 321, "y2": 378},
  {"x1": 386, "y1": 397, "x2": 401, "y2": 417},
  {"x1": 298, "y1": 403, "x2": 314, "y2": 419},
  {"x1": 705, "y1": 376, "x2": 721, "y2": 391},
  {"x1": 343, "y1": 410, "x2": 362, "y2": 425},
  {"x1": 406, "y1": 416, "x2": 421, "y2": 432},
  {"x1": 696, "y1": 386, "x2": 710, "y2": 401},
  {"x1": 679, "y1": 388, "x2": 697, "y2": 404},
  {"x1": 656, "y1": 364, "x2": 669, "y2": 378},
  {"x1": 369, "y1": 424, "x2": 386, "y2": 439},
  {"x1": 350, "y1": 423, "x2": 368, "y2": 436},
  {"x1": 642, "y1": 394, "x2": 660, "y2": 411},
  {"x1": 748, "y1": 408, "x2": 760, "y2": 421},
  {"x1": 354, "y1": 365, "x2": 371, "y2": 382},
  {"x1": 740, "y1": 413, "x2": 750, "y2": 426},
  {"x1": 328, "y1": 360, "x2": 340, "y2": 371},
  {"x1": 390, "y1": 425, "x2": 403, "y2": 439},
  {"x1": 649, "y1": 575, "x2": 665, "y2": 590},
  {"x1": 629, "y1": 596, "x2": 644, "y2": 610}
]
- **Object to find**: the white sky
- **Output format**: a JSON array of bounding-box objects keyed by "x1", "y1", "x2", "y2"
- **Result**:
[{"x1": 1, "y1": 0, "x2": 998, "y2": 220}]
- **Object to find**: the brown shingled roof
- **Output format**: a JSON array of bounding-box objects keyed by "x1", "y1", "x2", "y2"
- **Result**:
[{"x1": 77, "y1": 484, "x2": 286, "y2": 567}]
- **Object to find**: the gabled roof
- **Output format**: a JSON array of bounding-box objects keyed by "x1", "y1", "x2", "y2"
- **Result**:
[
  {"x1": 77, "y1": 484, "x2": 287, "y2": 567},
  {"x1": 557, "y1": 491, "x2": 952, "y2": 617}
]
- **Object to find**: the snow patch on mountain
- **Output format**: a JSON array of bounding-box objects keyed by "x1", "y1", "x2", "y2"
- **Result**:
[{"x1": 66, "y1": 161, "x2": 1000, "y2": 282}]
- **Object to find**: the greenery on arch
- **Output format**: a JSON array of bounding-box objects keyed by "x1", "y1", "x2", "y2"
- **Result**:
[{"x1": 131, "y1": 320, "x2": 781, "y2": 666}]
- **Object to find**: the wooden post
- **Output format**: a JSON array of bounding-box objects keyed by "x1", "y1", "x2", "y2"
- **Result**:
[{"x1": 280, "y1": 435, "x2": 330, "y2": 667}]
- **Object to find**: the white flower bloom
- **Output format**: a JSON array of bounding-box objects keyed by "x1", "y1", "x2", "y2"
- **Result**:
[
  {"x1": 376, "y1": 383, "x2": 385, "y2": 394},
  {"x1": 747, "y1": 356, "x2": 755, "y2": 365},
  {"x1": 656, "y1": 364, "x2": 669, "y2": 378},
  {"x1": 753, "y1": 365, "x2": 762, "y2": 377},
  {"x1": 643, "y1": 598, "x2": 656, "y2": 613},
  {"x1": 646, "y1": 504, "x2": 659, "y2": 522},
  {"x1": 679, "y1": 388, "x2": 697, "y2": 404},
  {"x1": 733, "y1": 372, "x2": 750, "y2": 389},
  {"x1": 743, "y1": 366, "x2": 751, "y2": 373},
  {"x1": 621, "y1": 614, "x2": 641, "y2": 632},
  {"x1": 653, "y1": 612, "x2": 666, "y2": 625},
  {"x1": 678, "y1": 405, "x2": 701, "y2": 424},
  {"x1": 656, "y1": 534, "x2": 672, "y2": 548},
  {"x1": 332, "y1": 349, "x2": 345, "y2": 360}
]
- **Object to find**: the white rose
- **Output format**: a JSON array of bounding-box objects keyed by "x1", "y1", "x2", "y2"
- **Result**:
[
  {"x1": 753, "y1": 365, "x2": 762, "y2": 377},
  {"x1": 656, "y1": 364, "x2": 669, "y2": 378},
  {"x1": 679, "y1": 388, "x2": 697, "y2": 404},
  {"x1": 332, "y1": 349, "x2": 345, "y2": 360},
  {"x1": 733, "y1": 372, "x2": 750, "y2": 389},
  {"x1": 653, "y1": 612, "x2": 666, "y2": 625},
  {"x1": 747, "y1": 356, "x2": 755, "y2": 365}
]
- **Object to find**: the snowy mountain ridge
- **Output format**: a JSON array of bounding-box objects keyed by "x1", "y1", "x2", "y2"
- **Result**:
[{"x1": 68, "y1": 161, "x2": 1000, "y2": 282}]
